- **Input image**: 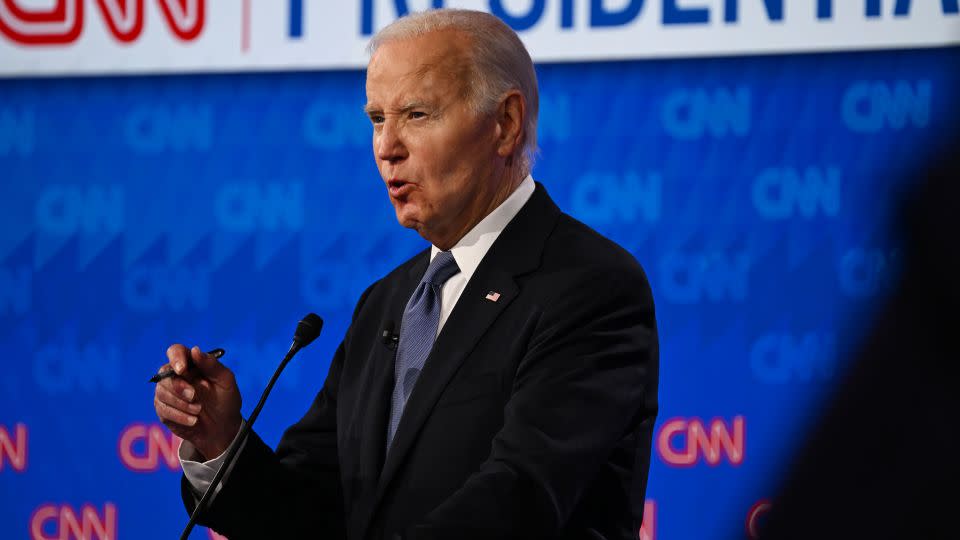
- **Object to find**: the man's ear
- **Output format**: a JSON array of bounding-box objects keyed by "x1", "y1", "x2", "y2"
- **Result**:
[{"x1": 495, "y1": 90, "x2": 525, "y2": 159}]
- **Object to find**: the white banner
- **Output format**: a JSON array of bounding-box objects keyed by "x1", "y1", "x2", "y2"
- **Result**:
[{"x1": 1, "y1": 0, "x2": 958, "y2": 77}]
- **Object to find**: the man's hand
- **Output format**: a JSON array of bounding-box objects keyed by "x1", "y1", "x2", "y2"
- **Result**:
[{"x1": 154, "y1": 344, "x2": 242, "y2": 461}]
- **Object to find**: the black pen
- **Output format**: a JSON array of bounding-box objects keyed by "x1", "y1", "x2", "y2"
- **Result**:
[{"x1": 149, "y1": 348, "x2": 226, "y2": 383}]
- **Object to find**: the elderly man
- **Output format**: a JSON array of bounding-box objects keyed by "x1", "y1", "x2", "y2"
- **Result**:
[{"x1": 155, "y1": 9, "x2": 658, "y2": 540}]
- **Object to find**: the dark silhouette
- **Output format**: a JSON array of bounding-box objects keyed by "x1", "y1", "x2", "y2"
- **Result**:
[{"x1": 758, "y1": 144, "x2": 959, "y2": 540}]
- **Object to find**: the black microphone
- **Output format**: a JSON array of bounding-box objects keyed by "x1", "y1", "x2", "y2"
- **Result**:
[
  {"x1": 179, "y1": 313, "x2": 323, "y2": 540},
  {"x1": 295, "y1": 312, "x2": 323, "y2": 349},
  {"x1": 381, "y1": 320, "x2": 399, "y2": 350}
]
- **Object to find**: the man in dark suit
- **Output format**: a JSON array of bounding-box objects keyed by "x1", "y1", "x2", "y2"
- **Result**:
[{"x1": 154, "y1": 9, "x2": 658, "y2": 540}]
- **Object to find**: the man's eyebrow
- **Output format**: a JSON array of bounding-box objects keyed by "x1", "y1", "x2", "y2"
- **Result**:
[
  {"x1": 400, "y1": 101, "x2": 431, "y2": 111},
  {"x1": 363, "y1": 102, "x2": 432, "y2": 115}
]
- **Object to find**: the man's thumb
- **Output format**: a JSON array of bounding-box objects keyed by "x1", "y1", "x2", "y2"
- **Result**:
[{"x1": 191, "y1": 346, "x2": 228, "y2": 379}]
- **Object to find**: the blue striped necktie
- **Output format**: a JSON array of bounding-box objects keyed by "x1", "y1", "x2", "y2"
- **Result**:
[{"x1": 386, "y1": 251, "x2": 461, "y2": 450}]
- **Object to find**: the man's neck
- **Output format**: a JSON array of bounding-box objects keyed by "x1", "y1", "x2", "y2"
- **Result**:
[{"x1": 429, "y1": 171, "x2": 526, "y2": 251}]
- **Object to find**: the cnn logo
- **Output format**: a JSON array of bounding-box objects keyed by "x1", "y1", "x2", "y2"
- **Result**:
[
  {"x1": 0, "y1": 423, "x2": 28, "y2": 472},
  {"x1": 0, "y1": 0, "x2": 203, "y2": 45},
  {"x1": 656, "y1": 416, "x2": 745, "y2": 467},
  {"x1": 118, "y1": 423, "x2": 181, "y2": 472},
  {"x1": 30, "y1": 503, "x2": 116, "y2": 540}
]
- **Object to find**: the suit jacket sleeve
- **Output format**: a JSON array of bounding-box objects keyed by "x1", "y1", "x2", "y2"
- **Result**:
[
  {"x1": 404, "y1": 266, "x2": 658, "y2": 540},
  {"x1": 178, "y1": 283, "x2": 378, "y2": 539}
]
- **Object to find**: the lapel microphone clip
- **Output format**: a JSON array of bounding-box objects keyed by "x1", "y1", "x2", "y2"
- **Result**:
[{"x1": 381, "y1": 320, "x2": 400, "y2": 351}]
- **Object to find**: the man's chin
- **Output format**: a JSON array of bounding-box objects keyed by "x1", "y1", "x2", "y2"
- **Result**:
[{"x1": 393, "y1": 210, "x2": 422, "y2": 231}]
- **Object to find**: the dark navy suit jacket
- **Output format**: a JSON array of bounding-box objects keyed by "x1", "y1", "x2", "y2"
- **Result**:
[{"x1": 183, "y1": 183, "x2": 659, "y2": 540}]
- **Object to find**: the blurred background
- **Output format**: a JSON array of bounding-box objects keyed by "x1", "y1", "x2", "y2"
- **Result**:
[{"x1": 1, "y1": 2, "x2": 958, "y2": 539}]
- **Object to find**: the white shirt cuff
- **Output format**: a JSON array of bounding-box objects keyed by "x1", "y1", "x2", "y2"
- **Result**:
[{"x1": 179, "y1": 420, "x2": 247, "y2": 502}]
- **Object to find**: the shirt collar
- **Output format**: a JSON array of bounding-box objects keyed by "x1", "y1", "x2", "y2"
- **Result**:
[{"x1": 430, "y1": 175, "x2": 535, "y2": 283}]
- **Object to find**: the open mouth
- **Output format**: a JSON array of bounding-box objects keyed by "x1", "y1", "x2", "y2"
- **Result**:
[{"x1": 388, "y1": 179, "x2": 412, "y2": 197}]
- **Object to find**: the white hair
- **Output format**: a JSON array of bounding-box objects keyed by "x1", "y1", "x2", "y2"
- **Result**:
[{"x1": 368, "y1": 9, "x2": 540, "y2": 176}]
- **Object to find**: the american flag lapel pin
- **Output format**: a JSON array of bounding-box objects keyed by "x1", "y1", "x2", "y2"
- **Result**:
[{"x1": 484, "y1": 291, "x2": 501, "y2": 302}]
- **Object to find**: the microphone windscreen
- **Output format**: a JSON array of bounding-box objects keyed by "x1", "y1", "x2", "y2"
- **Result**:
[{"x1": 294, "y1": 313, "x2": 324, "y2": 347}]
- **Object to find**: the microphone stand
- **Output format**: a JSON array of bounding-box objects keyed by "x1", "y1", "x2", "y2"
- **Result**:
[{"x1": 179, "y1": 314, "x2": 322, "y2": 540}]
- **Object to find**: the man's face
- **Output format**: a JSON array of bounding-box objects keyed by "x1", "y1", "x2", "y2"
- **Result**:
[{"x1": 365, "y1": 30, "x2": 506, "y2": 249}]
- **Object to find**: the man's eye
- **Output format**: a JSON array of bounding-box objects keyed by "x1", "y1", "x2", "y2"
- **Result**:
[
  {"x1": 409, "y1": 111, "x2": 427, "y2": 119},
  {"x1": 370, "y1": 115, "x2": 385, "y2": 124}
]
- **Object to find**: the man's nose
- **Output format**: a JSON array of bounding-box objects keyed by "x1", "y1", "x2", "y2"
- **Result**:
[{"x1": 376, "y1": 120, "x2": 407, "y2": 163}]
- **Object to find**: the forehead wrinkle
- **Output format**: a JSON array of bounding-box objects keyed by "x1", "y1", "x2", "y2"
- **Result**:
[
  {"x1": 366, "y1": 30, "x2": 476, "y2": 111},
  {"x1": 378, "y1": 73, "x2": 460, "y2": 114},
  {"x1": 411, "y1": 63, "x2": 473, "y2": 109}
]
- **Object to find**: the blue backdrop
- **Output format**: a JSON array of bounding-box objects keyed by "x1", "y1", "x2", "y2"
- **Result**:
[{"x1": 1, "y1": 46, "x2": 958, "y2": 539}]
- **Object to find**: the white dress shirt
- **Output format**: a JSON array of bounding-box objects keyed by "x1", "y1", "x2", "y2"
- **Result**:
[
  {"x1": 180, "y1": 175, "x2": 536, "y2": 496},
  {"x1": 433, "y1": 174, "x2": 534, "y2": 334}
]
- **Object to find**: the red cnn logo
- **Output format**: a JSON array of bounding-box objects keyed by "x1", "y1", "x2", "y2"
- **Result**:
[
  {"x1": 638, "y1": 500, "x2": 655, "y2": 540},
  {"x1": 0, "y1": 0, "x2": 204, "y2": 45},
  {"x1": 30, "y1": 503, "x2": 117, "y2": 540},
  {"x1": 656, "y1": 416, "x2": 745, "y2": 467},
  {"x1": 118, "y1": 422, "x2": 181, "y2": 472},
  {"x1": 0, "y1": 422, "x2": 28, "y2": 472},
  {"x1": 746, "y1": 499, "x2": 772, "y2": 539}
]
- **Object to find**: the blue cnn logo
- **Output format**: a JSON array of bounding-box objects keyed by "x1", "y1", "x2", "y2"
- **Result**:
[
  {"x1": 35, "y1": 185, "x2": 124, "y2": 235},
  {"x1": 34, "y1": 341, "x2": 120, "y2": 393},
  {"x1": 842, "y1": 80, "x2": 931, "y2": 133},
  {"x1": 125, "y1": 104, "x2": 213, "y2": 152},
  {"x1": 751, "y1": 332, "x2": 835, "y2": 384},
  {"x1": 214, "y1": 182, "x2": 304, "y2": 233},
  {"x1": 658, "y1": 251, "x2": 751, "y2": 304},
  {"x1": 229, "y1": 341, "x2": 303, "y2": 391},
  {"x1": 302, "y1": 99, "x2": 368, "y2": 149},
  {"x1": 0, "y1": 265, "x2": 30, "y2": 315},
  {"x1": 839, "y1": 248, "x2": 900, "y2": 298},
  {"x1": 571, "y1": 171, "x2": 661, "y2": 225},
  {"x1": 661, "y1": 87, "x2": 750, "y2": 140},
  {"x1": 302, "y1": 261, "x2": 377, "y2": 311},
  {"x1": 123, "y1": 264, "x2": 210, "y2": 312},
  {"x1": 0, "y1": 107, "x2": 34, "y2": 156},
  {"x1": 752, "y1": 167, "x2": 840, "y2": 220}
]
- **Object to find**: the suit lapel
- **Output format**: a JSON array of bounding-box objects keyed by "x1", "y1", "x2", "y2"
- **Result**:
[
  {"x1": 370, "y1": 183, "x2": 561, "y2": 512},
  {"x1": 367, "y1": 254, "x2": 428, "y2": 470},
  {"x1": 348, "y1": 252, "x2": 428, "y2": 537}
]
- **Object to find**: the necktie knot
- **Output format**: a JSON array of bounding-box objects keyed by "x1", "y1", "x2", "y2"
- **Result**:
[{"x1": 422, "y1": 251, "x2": 460, "y2": 286}]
